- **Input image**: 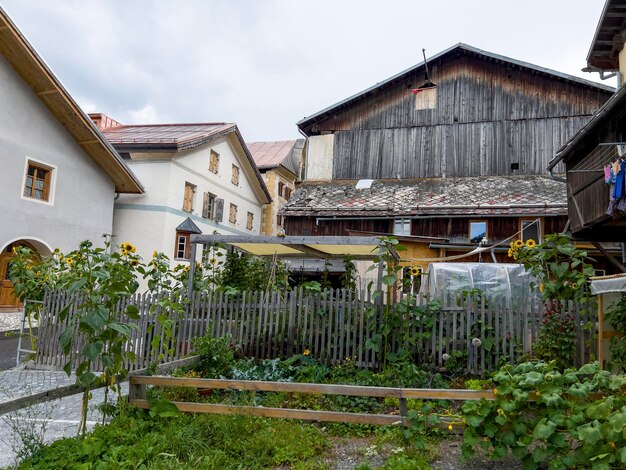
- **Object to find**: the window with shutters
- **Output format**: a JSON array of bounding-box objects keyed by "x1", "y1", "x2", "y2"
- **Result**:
[
  {"x1": 276, "y1": 214, "x2": 284, "y2": 226},
  {"x1": 202, "y1": 192, "x2": 216, "y2": 219},
  {"x1": 229, "y1": 203, "x2": 237, "y2": 224},
  {"x1": 174, "y1": 231, "x2": 191, "y2": 259},
  {"x1": 246, "y1": 211, "x2": 254, "y2": 231},
  {"x1": 278, "y1": 181, "x2": 285, "y2": 198},
  {"x1": 183, "y1": 182, "x2": 196, "y2": 212},
  {"x1": 23, "y1": 160, "x2": 54, "y2": 202},
  {"x1": 209, "y1": 150, "x2": 219, "y2": 174},
  {"x1": 231, "y1": 164, "x2": 240, "y2": 186},
  {"x1": 284, "y1": 187, "x2": 292, "y2": 200}
]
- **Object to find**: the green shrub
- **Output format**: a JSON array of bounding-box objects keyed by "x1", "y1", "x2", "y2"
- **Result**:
[
  {"x1": 192, "y1": 333, "x2": 235, "y2": 378},
  {"x1": 462, "y1": 361, "x2": 626, "y2": 469}
]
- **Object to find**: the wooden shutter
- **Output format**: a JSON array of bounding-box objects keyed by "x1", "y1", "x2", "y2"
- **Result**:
[
  {"x1": 202, "y1": 192, "x2": 209, "y2": 218},
  {"x1": 214, "y1": 198, "x2": 224, "y2": 222}
]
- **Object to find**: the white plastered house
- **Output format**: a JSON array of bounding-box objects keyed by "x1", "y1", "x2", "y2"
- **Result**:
[
  {"x1": 0, "y1": 9, "x2": 144, "y2": 308},
  {"x1": 90, "y1": 116, "x2": 272, "y2": 270}
]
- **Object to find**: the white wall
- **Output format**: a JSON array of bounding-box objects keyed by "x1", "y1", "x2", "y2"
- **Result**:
[
  {"x1": 306, "y1": 134, "x2": 334, "y2": 180},
  {"x1": 113, "y1": 135, "x2": 264, "y2": 273},
  {"x1": 0, "y1": 55, "x2": 115, "y2": 254}
]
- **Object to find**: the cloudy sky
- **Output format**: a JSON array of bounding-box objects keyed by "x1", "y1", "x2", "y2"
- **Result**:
[{"x1": 3, "y1": 0, "x2": 612, "y2": 142}]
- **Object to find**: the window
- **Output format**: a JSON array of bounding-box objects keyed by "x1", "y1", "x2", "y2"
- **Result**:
[
  {"x1": 284, "y1": 187, "x2": 292, "y2": 201},
  {"x1": 469, "y1": 221, "x2": 487, "y2": 244},
  {"x1": 393, "y1": 219, "x2": 411, "y2": 236},
  {"x1": 276, "y1": 214, "x2": 284, "y2": 226},
  {"x1": 246, "y1": 212, "x2": 254, "y2": 231},
  {"x1": 175, "y1": 232, "x2": 191, "y2": 259},
  {"x1": 520, "y1": 219, "x2": 541, "y2": 243},
  {"x1": 183, "y1": 182, "x2": 196, "y2": 212},
  {"x1": 414, "y1": 86, "x2": 437, "y2": 110},
  {"x1": 231, "y1": 164, "x2": 240, "y2": 186},
  {"x1": 23, "y1": 161, "x2": 52, "y2": 201},
  {"x1": 202, "y1": 192, "x2": 216, "y2": 219},
  {"x1": 278, "y1": 181, "x2": 285, "y2": 198},
  {"x1": 209, "y1": 150, "x2": 220, "y2": 174},
  {"x1": 229, "y1": 203, "x2": 238, "y2": 224}
]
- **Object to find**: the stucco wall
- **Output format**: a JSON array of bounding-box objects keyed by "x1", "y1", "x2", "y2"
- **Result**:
[{"x1": 0, "y1": 55, "x2": 115, "y2": 253}]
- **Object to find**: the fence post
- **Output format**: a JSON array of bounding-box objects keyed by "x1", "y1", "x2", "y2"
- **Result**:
[{"x1": 129, "y1": 379, "x2": 146, "y2": 401}]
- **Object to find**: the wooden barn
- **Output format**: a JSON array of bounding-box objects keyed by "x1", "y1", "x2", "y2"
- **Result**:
[{"x1": 285, "y1": 43, "x2": 615, "y2": 271}]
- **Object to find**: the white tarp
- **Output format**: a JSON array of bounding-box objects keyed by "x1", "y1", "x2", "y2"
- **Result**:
[{"x1": 590, "y1": 274, "x2": 626, "y2": 295}]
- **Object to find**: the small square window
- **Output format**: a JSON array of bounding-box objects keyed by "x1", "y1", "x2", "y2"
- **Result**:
[
  {"x1": 23, "y1": 161, "x2": 52, "y2": 201},
  {"x1": 246, "y1": 211, "x2": 254, "y2": 230},
  {"x1": 393, "y1": 219, "x2": 411, "y2": 236},
  {"x1": 521, "y1": 219, "x2": 541, "y2": 243},
  {"x1": 229, "y1": 203, "x2": 238, "y2": 224},
  {"x1": 469, "y1": 221, "x2": 487, "y2": 244},
  {"x1": 231, "y1": 164, "x2": 240, "y2": 186},
  {"x1": 209, "y1": 150, "x2": 220, "y2": 174}
]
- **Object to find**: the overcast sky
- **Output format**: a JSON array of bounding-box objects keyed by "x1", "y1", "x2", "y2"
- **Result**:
[{"x1": 2, "y1": 0, "x2": 613, "y2": 142}]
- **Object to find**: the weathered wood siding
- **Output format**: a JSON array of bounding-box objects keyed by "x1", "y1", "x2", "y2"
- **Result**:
[
  {"x1": 306, "y1": 54, "x2": 611, "y2": 180},
  {"x1": 286, "y1": 215, "x2": 567, "y2": 242}
]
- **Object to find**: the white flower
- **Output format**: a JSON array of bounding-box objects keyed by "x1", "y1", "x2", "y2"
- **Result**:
[
  {"x1": 442, "y1": 353, "x2": 450, "y2": 362},
  {"x1": 472, "y1": 338, "x2": 482, "y2": 347},
  {"x1": 391, "y1": 447, "x2": 405, "y2": 454}
]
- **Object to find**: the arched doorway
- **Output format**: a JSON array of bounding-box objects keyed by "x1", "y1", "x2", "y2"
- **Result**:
[{"x1": 0, "y1": 239, "x2": 51, "y2": 309}]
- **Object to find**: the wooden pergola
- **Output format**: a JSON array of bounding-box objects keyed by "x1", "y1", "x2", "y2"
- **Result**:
[{"x1": 188, "y1": 235, "x2": 396, "y2": 293}]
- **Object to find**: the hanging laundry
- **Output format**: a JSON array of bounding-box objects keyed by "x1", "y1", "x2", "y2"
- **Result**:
[
  {"x1": 605, "y1": 164, "x2": 612, "y2": 183},
  {"x1": 615, "y1": 161, "x2": 625, "y2": 200}
]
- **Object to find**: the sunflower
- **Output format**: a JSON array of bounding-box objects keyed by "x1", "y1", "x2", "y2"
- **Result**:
[
  {"x1": 131, "y1": 259, "x2": 139, "y2": 267},
  {"x1": 539, "y1": 283, "x2": 544, "y2": 293},
  {"x1": 65, "y1": 257, "x2": 74, "y2": 265},
  {"x1": 121, "y1": 249, "x2": 128, "y2": 257},
  {"x1": 121, "y1": 242, "x2": 136, "y2": 254},
  {"x1": 514, "y1": 239, "x2": 524, "y2": 248},
  {"x1": 303, "y1": 349, "x2": 311, "y2": 356},
  {"x1": 507, "y1": 249, "x2": 513, "y2": 258},
  {"x1": 184, "y1": 265, "x2": 190, "y2": 272},
  {"x1": 410, "y1": 266, "x2": 420, "y2": 276},
  {"x1": 525, "y1": 239, "x2": 537, "y2": 248},
  {"x1": 152, "y1": 250, "x2": 158, "y2": 258},
  {"x1": 210, "y1": 257, "x2": 217, "y2": 265}
]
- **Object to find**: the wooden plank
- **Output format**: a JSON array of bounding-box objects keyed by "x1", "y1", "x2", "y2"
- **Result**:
[
  {"x1": 131, "y1": 400, "x2": 408, "y2": 426},
  {"x1": 480, "y1": 296, "x2": 485, "y2": 376}
]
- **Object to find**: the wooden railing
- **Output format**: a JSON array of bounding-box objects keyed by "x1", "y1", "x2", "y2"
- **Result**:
[{"x1": 128, "y1": 375, "x2": 494, "y2": 427}]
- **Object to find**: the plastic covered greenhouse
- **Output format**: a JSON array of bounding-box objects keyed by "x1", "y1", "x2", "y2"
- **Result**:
[{"x1": 419, "y1": 262, "x2": 541, "y2": 311}]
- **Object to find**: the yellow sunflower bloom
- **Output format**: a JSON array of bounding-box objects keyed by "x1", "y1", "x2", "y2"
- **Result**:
[
  {"x1": 152, "y1": 250, "x2": 158, "y2": 258},
  {"x1": 507, "y1": 249, "x2": 513, "y2": 258},
  {"x1": 539, "y1": 283, "x2": 544, "y2": 293},
  {"x1": 514, "y1": 239, "x2": 524, "y2": 248},
  {"x1": 525, "y1": 239, "x2": 537, "y2": 248},
  {"x1": 210, "y1": 257, "x2": 217, "y2": 265},
  {"x1": 65, "y1": 257, "x2": 73, "y2": 265},
  {"x1": 120, "y1": 242, "x2": 136, "y2": 253},
  {"x1": 410, "y1": 267, "x2": 420, "y2": 276},
  {"x1": 131, "y1": 259, "x2": 139, "y2": 267},
  {"x1": 303, "y1": 349, "x2": 311, "y2": 356}
]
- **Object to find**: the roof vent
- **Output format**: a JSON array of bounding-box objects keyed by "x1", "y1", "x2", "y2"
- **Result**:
[{"x1": 355, "y1": 179, "x2": 375, "y2": 189}]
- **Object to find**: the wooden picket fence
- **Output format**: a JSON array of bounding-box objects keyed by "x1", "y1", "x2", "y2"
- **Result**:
[{"x1": 36, "y1": 288, "x2": 597, "y2": 374}]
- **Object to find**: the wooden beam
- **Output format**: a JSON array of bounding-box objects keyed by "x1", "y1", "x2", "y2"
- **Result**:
[
  {"x1": 35, "y1": 89, "x2": 59, "y2": 96},
  {"x1": 77, "y1": 139, "x2": 100, "y2": 145},
  {"x1": 591, "y1": 241, "x2": 626, "y2": 273},
  {"x1": 131, "y1": 400, "x2": 409, "y2": 426}
]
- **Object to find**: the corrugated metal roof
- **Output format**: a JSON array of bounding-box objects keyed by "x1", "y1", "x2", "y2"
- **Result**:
[
  {"x1": 247, "y1": 140, "x2": 298, "y2": 169},
  {"x1": 247, "y1": 139, "x2": 304, "y2": 176},
  {"x1": 283, "y1": 175, "x2": 567, "y2": 217},
  {"x1": 297, "y1": 43, "x2": 614, "y2": 133}
]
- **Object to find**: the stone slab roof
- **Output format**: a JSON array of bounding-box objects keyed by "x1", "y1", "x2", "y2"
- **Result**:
[{"x1": 283, "y1": 175, "x2": 567, "y2": 217}]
